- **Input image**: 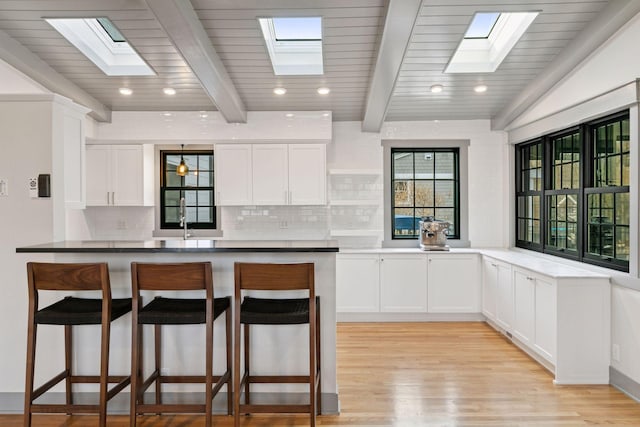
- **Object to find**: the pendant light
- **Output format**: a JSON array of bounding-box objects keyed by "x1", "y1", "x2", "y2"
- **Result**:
[{"x1": 176, "y1": 144, "x2": 189, "y2": 176}]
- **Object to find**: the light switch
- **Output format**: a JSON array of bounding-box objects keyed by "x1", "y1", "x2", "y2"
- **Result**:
[
  {"x1": 0, "y1": 178, "x2": 8, "y2": 196},
  {"x1": 29, "y1": 177, "x2": 38, "y2": 198}
]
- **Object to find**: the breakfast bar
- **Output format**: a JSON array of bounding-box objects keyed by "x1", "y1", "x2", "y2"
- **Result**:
[{"x1": 16, "y1": 239, "x2": 340, "y2": 413}]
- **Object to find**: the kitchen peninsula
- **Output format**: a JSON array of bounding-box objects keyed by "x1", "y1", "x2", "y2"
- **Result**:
[{"x1": 16, "y1": 239, "x2": 340, "y2": 413}]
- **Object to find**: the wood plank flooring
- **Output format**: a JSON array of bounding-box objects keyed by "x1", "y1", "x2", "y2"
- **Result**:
[{"x1": 2, "y1": 322, "x2": 640, "y2": 426}]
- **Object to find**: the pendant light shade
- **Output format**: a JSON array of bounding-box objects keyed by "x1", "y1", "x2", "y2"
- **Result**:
[{"x1": 176, "y1": 144, "x2": 189, "y2": 176}]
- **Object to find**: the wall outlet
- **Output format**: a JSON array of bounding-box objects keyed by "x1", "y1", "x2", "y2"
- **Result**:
[{"x1": 612, "y1": 343, "x2": 620, "y2": 362}]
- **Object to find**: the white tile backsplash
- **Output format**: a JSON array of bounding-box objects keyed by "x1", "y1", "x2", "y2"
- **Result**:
[
  {"x1": 82, "y1": 206, "x2": 155, "y2": 240},
  {"x1": 221, "y1": 205, "x2": 330, "y2": 240}
]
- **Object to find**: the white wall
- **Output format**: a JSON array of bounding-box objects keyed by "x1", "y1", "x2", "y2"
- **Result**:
[
  {"x1": 0, "y1": 98, "x2": 56, "y2": 393},
  {"x1": 505, "y1": 10, "x2": 640, "y2": 386}
]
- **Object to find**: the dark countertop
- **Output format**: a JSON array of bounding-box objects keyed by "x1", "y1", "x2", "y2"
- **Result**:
[{"x1": 16, "y1": 240, "x2": 340, "y2": 253}]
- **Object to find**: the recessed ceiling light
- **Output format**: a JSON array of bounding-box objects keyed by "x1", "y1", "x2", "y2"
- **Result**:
[
  {"x1": 474, "y1": 84, "x2": 488, "y2": 93},
  {"x1": 430, "y1": 84, "x2": 444, "y2": 93},
  {"x1": 317, "y1": 87, "x2": 330, "y2": 95},
  {"x1": 163, "y1": 87, "x2": 176, "y2": 95},
  {"x1": 199, "y1": 111, "x2": 209, "y2": 118},
  {"x1": 119, "y1": 87, "x2": 132, "y2": 96},
  {"x1": 273, "y1": 87, "x2": 287, "y2": 95},
  {"x1": 285, "y1": 113, "x2": 294, "y2": 118},
  {"x1": 162, "y1": 112, "x2": 172, "y2": 117},
  {"x1": 322, "y1": 113, "x2": 330, "y2": 117}
]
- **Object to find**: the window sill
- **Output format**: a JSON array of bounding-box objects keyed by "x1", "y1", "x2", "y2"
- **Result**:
[{"x1": 152, "y1": 229, "x2": 223, "y2": 239}]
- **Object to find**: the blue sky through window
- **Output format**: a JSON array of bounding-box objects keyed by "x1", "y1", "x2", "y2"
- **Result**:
[
  {"x1": 272, "y1": 17, "x2": 322, "y2": 41},
  {"x1": 465, "y1": 13, "x2": 500, "y2": 38}
]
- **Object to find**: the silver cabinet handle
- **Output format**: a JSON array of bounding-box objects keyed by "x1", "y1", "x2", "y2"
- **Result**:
[
  {"x1": 491, "y1": 263, "x2": 497, "y2": 267},
  {"x1": 107, "y1": 192, "x2": 110, "y2": 205}
]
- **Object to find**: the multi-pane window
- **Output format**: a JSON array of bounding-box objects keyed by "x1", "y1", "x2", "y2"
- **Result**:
[
  {"x1": 515, "y1": 111, "x2": 629, "y2": 271},
  {"x1": 585, "y1": 115, "x2": 630, "y2": 267},
  {"x1": 160, "y1": 150, "x2": 215, "y2": 229},
  {"x1": 391, "y1": 148, "x2": 459, "y2": 239},
  {"x1": 516, "y1": 142, "x2": 542, "y2": 248},
  {"x1": 546, "y1": 131, "x2": 580, "y2": 254}
]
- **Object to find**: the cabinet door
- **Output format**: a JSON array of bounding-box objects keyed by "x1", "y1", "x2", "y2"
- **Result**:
[
  {"x1": 215, "y1": 144, "x2": 252, "y2": 205},
  {"x1": 482, "y1": 257, "x2": 497, "y2": 321},
  {"x1": 336, "y1": 254, "x2": 380, "y2": 312},
  {"x1": 534, "y1": 277, "x2": 556, "y2": 362},
  {"x1": 427, "y1": 254, "x2": 480, "y2": 313},
  {"x1": 494, "y1": 261, "x2": 513, "y2": 331},
  {"x1": 85, "y1": 145, "x2": 111, "y2": 206},
  {"x1": 380, "y1": 254, "x2": 427, "y2": 312},
  {"x1": 252, "y1": 144, "x2": 288, "y2": 205},
  {"x1": 112, "y1": 145, "x2": 143, "y2": 206},
  {"x1": 513, "y1": 269, "x2": 535, "y2": 345},
  {"x1": 288, "y1": 144, "x2": 326, "y2": 205}
]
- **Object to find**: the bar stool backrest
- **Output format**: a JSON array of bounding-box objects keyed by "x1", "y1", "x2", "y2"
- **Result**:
[
  {"x1": 234, "y1": 262, "x2": 314, "y2": 292},
  {"x1": 131, "y1": 262, "x2": 213, "y2": 292},
  {"x1": 27, "y1": 262, "x2": 110, "y2": 293}
]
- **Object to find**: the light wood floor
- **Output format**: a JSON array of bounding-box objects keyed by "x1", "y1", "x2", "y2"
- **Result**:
[{"x1": 3, "y1": 322, "x2": 640, "y2": 426}]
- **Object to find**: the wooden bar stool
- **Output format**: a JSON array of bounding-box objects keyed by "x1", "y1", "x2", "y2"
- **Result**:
[
  {"x1": 130, "y1": 262, "x2": 232, "y2": 427},
  {"x1": 233, "y1": 262, "x2": 321, "y2": 427},
  {"x1": 24, "y1": 262, "x2": 132, "y2": 427}
]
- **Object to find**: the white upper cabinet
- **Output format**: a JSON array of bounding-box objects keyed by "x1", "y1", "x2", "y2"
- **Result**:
[
  {"x1": 252, "y1": 144, "x2": 288, "y2": 205},
  {"x1": 215, "y1": 143, "x2": 326, "y2": 206},
  {"x1": 288, "y1": 144, "x2": 326, "y2": 205},
  {"x1": 215, "y1": 144, "x2": 253, "y2": 206},
  {"x1": 86, "y1": 145, "x2": 153, "y2": 206}
]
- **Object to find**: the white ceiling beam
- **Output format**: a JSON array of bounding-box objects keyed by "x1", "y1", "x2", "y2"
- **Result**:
[
  {"x1": 0, "y1": 28, "x2": 111, "y2": 122},
  {"x1": 362, "y1": 0, "x2": 422, "y2": 133},
  {"x1": 492, "y1": 0, "x2": 640, "y2": 131},
  {"x1": 146, "y1": 0, "x2": 247, "y2": 123}
]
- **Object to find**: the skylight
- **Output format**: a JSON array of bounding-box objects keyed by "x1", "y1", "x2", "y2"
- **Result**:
[
  {"x1": 258, "y1": 17, "x2": 323, "y2": 75},
  {"x1": 445, "y1": 12, "x2": 539, "y2": 73},
  {"x1": 465, "y1": 12, "x2": 500, "y2": 38},
  {"x1": 45, "y1": 17, "x2": 155, "y2": 76}
]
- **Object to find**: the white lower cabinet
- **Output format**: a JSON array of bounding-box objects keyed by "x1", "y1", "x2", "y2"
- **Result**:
[
  {"x1": 513, "y1": 268, "x2": 535, "y2": 347},
  {"x1": 336, "y1": 252, "x2": 480, "y2": 316},
  {"x1": 427, "y1": 254, "x2": 480, "y2": 313},
  {"x1": 380, "y1": 254, "x2": 428, "y2": 312},
  {"x1": 533, "y1": 275, "x2": 556, "y2": 362},
  {"x1": 336, "y1": 254, "x2": 380, "y2": 312},
  {"x1": 512, "y1": 267, "x2": 557, "y2": 363},
  {"x1": 482, "y1": 256, "x2": 513, "y2": 330}
]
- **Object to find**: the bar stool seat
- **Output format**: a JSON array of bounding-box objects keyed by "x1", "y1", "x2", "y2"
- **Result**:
[
  {"x1": 35, "y1": 296, "x2": 132, "y2": 325},
  {"x1": 138, "y1": 296, "x2": 230, "y2": 325},
  {"x1": 234, "y1": 262, "x2": 321, "y2": 427},
  {"x1": 130, "y1": 262, "x2": 232, "y2": 427},
  {"x1": 24, "y1": 262, "x2": 132, "y2": 427}
]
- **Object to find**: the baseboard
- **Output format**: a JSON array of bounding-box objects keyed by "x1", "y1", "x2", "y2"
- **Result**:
[
  {"x1": 337, "y1": 312, "x2": 484, "y2": 322},
  {"x1": 610, "y1": 366, "x2": 640, "y2": 403},
  {"x1": 0, "y1": 392, "x2": 339, "y2": 415}
]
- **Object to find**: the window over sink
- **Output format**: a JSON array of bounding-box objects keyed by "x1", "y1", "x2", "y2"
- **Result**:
[{"x1": 160, "y1": 150, "x2": 215, "y2": 230}]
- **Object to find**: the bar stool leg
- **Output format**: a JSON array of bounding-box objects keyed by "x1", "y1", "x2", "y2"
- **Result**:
[
  {"x1": 23, "y1": 319, "x2": 37, "y2": 427},
  {"x1": 233, "y1": 304, "x2": 241, "y2": 427},
  {"x1": 99, "y1": 320, "x2": 111, "y2": 427},
  {"x1": 225, "y1": 307, "x2": 233, "y2": 415},
  {"x1": 316, "y1": 300, "x2": 322, "y2": 415},
  {"x1": 309, "y1": 319, "x2": 316, "y2": 427},
  {"x1": 244, "y1": 324, "x2": 251, "y2": 406},
  {"x1": 154, "y1": 324, "x2": 162, "y2": 413},
  {"x1": 206, "y1": 312, "x2": 214, "y2": 427},
  {"x1": 64, "y1": 325, "x2": 73, "y2": 414},
  {"x1": 130, "y1": 322, "x2": 141, "y2": 427}
]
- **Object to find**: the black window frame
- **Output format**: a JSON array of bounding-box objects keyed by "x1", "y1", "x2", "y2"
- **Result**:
[
  {"x1": 160, "y1": 150, "x2": 216, "y2": 230},
  {"x1": 391, "y1": 147, "x2": 460, "y2": 240},
  {"x1": 515, "y1": 110, "x2": 629, "y2": 272}
]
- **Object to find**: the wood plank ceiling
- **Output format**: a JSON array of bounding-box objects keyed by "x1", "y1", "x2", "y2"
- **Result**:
[{"x1": 0, "y1": 0, "x2": 617, "y2": 125}]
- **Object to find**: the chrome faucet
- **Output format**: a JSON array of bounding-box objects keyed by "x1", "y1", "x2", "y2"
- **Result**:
[{"x1": 179, "y1": 197, "x2": 192, "y2": 240}]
